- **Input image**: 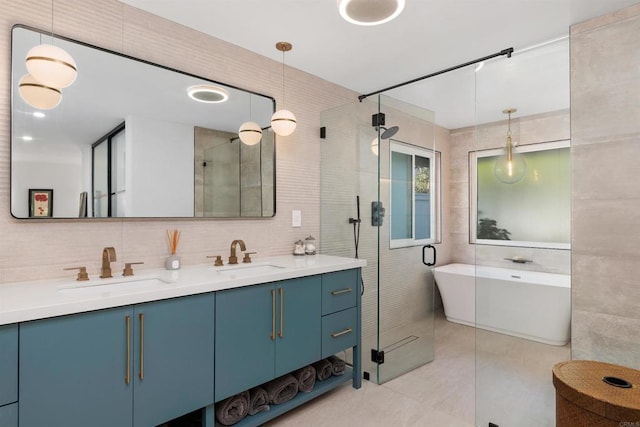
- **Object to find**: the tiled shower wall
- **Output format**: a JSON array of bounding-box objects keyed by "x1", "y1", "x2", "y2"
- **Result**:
[
  {"x1": 449, "y1": 110, "x2": 571, "y2": 275},
  {"x1": 0, "y1": 0, "x2": 356, "y2": 283},
  {"x1": 570, "y1": 3, "x2": 640, "y2": 369}
]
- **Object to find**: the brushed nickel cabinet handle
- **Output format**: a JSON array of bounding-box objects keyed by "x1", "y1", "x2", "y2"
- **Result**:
[
  {"x1": 138, "y1": 313, "x2": 144, "y2": 380},
  {"x1": 331, "y1": 327, "x2": 353, "y2": 338},
  {"x1": 331, "y1": 288, "x2": 352, "y2": 296},
  {"x1": 270, "y1": 289, "x2": 276, "y2": 340},
  {"x1": 125, "y1": 315, "x2": 131, "y2": 385},
  {"x1": 278, "y1": 288, "x2": 283, "y2": 338}
]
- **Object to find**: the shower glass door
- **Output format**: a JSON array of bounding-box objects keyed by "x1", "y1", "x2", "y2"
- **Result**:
[
  {"x1": 320, "y1": 93, "x2": 438, "y2": 385},
  {"x1": 473, "y1": 37, "x2": 571, "y2": 427}
]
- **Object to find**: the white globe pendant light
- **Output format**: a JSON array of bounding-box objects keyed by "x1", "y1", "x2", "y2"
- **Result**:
[
  {"x1": 18, "y1": 74, "x2": 62, "y2": 110},
  {"x1": 271, "y1": 42, "x2": 297, "y2": 137},
  {"x1": 239, "y1": 121, "x2": 263, "y2": 146},
  {"x1": 25, "y1": 43, "x2": 77, "y2": 89},
  {"x1": 271, "y1": 109, "x2": 297, "y2": 137}
]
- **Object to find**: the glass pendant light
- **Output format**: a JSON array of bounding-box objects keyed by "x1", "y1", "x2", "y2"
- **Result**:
[
  {"x1": 270, "y1": 42, "x2": 297, "y2": 137},
  {"x1": 25, "y1": 0, "x2": 77, "y2": 89},
  {"x1": 494, "y1": 108, "x2": 526, "y2": 184}
]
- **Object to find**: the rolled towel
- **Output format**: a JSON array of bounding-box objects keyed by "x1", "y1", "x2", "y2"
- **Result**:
[
  {"x1": 328, "y1": 355, "x2": 346, "y2": 376},
  {"x1": 293, "y1": 365, "x2": 316, "y2": 393},
  {"x1": 215, "y1": 391, "x2": 250, "y2": 426},
  {"x1": 266, "y1": 374, "x2": 299, "y2": 405},
  {"x1": 312, "y1": 358, "x2": 332, "y2": 381},
  {"x1": 247, "y1": 387, "x2": 270, "y2": 416}
]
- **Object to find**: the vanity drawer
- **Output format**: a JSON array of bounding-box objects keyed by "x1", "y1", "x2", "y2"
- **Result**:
[
  {"x1": 322, "y1": 269, "x2": 358, "y2": 315},
  {"x1": 322, "y1": 307, "x2": 357, "y2": 358},
  {"x1": 0, "y1": 324, "x2": 18, "y2": 407}
]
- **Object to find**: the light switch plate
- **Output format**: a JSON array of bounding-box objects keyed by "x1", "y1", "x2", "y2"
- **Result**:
[{"x1": 292, "y1": 210, "x2": 302, "y2": 227}]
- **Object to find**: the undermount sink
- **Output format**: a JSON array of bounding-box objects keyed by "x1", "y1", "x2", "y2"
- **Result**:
[
  {"x1": 211, "y1": 262, "x2": 286, "y2": 278},
  {"x1": 59, "y1": 277, "x2": 171, "y2": 294}
]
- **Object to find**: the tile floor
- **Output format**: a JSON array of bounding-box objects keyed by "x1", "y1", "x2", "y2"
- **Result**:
[{"x1": 265, "y1": 309, "x2": 569, "y2": 427}]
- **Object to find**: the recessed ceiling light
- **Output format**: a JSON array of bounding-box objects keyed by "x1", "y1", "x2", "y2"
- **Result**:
[
  {"x1": 33, "y1": 111, "x2": 46, "y2": 118},
  {"x1": 187, "y1": 84, "x2": 229, "y2": 103},
  {"x1": 337, "y1": 0, "x2": 405, "y2": 26},
  {"x1": 21, "y1": 136, "x2": 33, "y2": 141}
]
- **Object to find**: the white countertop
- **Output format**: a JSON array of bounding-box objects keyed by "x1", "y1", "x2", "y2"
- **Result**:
[{"x1": 0, "y1": 254, "x2": 366, "y2": 325}]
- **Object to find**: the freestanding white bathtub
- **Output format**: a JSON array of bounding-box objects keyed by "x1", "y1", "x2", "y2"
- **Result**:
[{"x1": 433, "y1": 263, "x2": 570, "y2": 346}]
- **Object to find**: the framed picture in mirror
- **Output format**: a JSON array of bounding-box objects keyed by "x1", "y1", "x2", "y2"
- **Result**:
[{"x1": 29, "y1": 189, "x2": 53, "y2": 218}]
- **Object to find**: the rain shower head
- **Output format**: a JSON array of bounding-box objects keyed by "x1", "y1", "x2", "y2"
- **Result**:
[{"x1": 378, "y1": 125, "x2": 399, "y2": 139}]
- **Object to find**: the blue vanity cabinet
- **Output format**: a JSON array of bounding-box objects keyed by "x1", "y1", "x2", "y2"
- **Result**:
[
  {"x1": 19, "y1": 306, "x2": 134, "y2": 427},
  {"x1": 0, "y1": 324, "x2": 18, "y2": 427},
  {"x1": 133, "y1": 293, "x2": 215, "y2": 427},
  {"x1": 19, "y1": 293, "x2": 215, "y2": 427},
  {"x1": 215, "y1": 276, "x2": 322, "y2": 401}
]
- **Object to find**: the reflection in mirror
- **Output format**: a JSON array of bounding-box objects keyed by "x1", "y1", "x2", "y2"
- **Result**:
[{"x1": 11, "y1": 25, "x2": 275, "y2": 219}]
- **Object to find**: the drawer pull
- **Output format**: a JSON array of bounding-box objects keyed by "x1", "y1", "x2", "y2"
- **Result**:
[
  {"x1": 278, "y1": 288, "x2": 284, "y2": 338},
  {"x1": 331, "y1": 327, "x2": 353, "y2": 338},
  {"x1": 139, "y1": 313, "x2": 144, "y2": 380},
  {"x1": 125, "y1": 315, "x2": 131, "y2": 385},
  {"x1": 270, "y1": 289, "x2": 276, "y2": 340},
  {"x1": 331, "y1": 288, "x2": 352, "y2": 296}
]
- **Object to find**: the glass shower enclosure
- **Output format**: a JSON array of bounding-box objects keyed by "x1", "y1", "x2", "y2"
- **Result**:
[{"x1": 320, "y1": 94, "x2": 438, "y2": 384}]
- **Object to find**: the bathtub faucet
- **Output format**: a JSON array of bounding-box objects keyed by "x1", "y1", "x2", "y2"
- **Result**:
[{"x1": 504, "y1": 256, "x2": 532, "y2": 264}]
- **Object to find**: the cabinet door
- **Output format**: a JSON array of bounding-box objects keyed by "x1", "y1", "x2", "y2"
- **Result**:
[
  {"x1": 0, "y1": 324, "x2": 18, "y2": 407},
  {"x1": 275, "y1": 276, "x2": 322, "y2": 376},
  {"x1": 133, "y1": 293, "x2": 215, "y2": 427},
  {"x1": 215, "y1": 283, "x2": 275, "y2": 401},
  {"x1": 19, "y1": 307, "x2": 133, "y2": 427}
]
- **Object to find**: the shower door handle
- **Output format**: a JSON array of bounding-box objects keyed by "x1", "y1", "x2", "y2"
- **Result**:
[{"x1": 422, "y1": 245, "x2": 436, "y2": 267}]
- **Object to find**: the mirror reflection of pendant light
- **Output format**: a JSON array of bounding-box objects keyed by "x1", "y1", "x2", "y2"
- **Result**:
[
  {"x1": 270, "y1": 42, "x2": 297, "y2": 137},
  {"x1": 337, "y1": 0, "x2": 405, "y2": 26},
  {"x1": 494, "y1": 108, "x2": 526, "y2": 184},
  {"x1": 18, "y1": 73, "x2": 62, "y2": 110},
  {"x1": 239, "y1": 94, "x2": 263, "y2": 146}
]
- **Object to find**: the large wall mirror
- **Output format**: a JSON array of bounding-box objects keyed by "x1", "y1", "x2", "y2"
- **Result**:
[{"x1": 11, "y1": 25, "x2": 276, "y2": 219}]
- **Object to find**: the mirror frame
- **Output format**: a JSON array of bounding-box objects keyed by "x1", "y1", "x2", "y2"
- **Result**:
[{"x1": 10, "y1": 24, "x2": 277, "y2": 220}]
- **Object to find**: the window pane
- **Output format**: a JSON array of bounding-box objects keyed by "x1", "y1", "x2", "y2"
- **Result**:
[
  {"x1": 415, "y1": 155, "x2": 430, "y2": 240},
  {"x1": 477, "y1": 147, "x2": 570, "y2": 244},
  {"x1": 391, "y1": 151, "x2": 412, "y2": 240}
]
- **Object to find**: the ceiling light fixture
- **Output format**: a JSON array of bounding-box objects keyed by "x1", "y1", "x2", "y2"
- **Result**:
[
  {"x1": 187, "y1": 84, "x2": 229, "y2": 103},
  {"x1": 337, "y1": 0, "x2": 405, "y2": 26},
  {"x1": 18, "y1": 73, "x2": 62, "y2": 110},
  {"x1": 270, "y1": 42, "x2": 297, "y2": 137},
  {"x1": 494, "y1": 108, "x2": 526, "y2": 184}
]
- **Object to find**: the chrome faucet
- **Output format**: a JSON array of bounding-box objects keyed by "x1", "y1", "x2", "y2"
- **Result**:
[
  {"x1": 100, "y1": 247, "x2": 117, "y2": 278},
  {"x1": 229, "y1": 240, "x2": 246, "y2": 265}
]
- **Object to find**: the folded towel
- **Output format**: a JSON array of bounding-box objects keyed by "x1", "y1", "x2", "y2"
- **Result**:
[
  {"x1": 312, "y1": 359, "x2": 333, "y2": 381},
  {"x1": 215, "y1": 391, "x2": 250, "y2": 426},
  {"x1": 293, "y1": 365, "x2": 316, "y2": 393},
  {"x1": 266, "y1": 374, "x2": 299, "y2": 405},
  {"x1": 328, "y1": 355, "x2": 346, "y2": 376},
  {"x1": 247, "y1": 387, "x2": 270, "y2": 416}
]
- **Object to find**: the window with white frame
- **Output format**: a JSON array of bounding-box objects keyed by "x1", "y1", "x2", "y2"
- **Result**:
[
  {"x1": 389, "y1": 141, "x2": 440, "y2": 249},
  {"x1": 470, "y1": 139, "x2": 570, "y2": 249}
]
